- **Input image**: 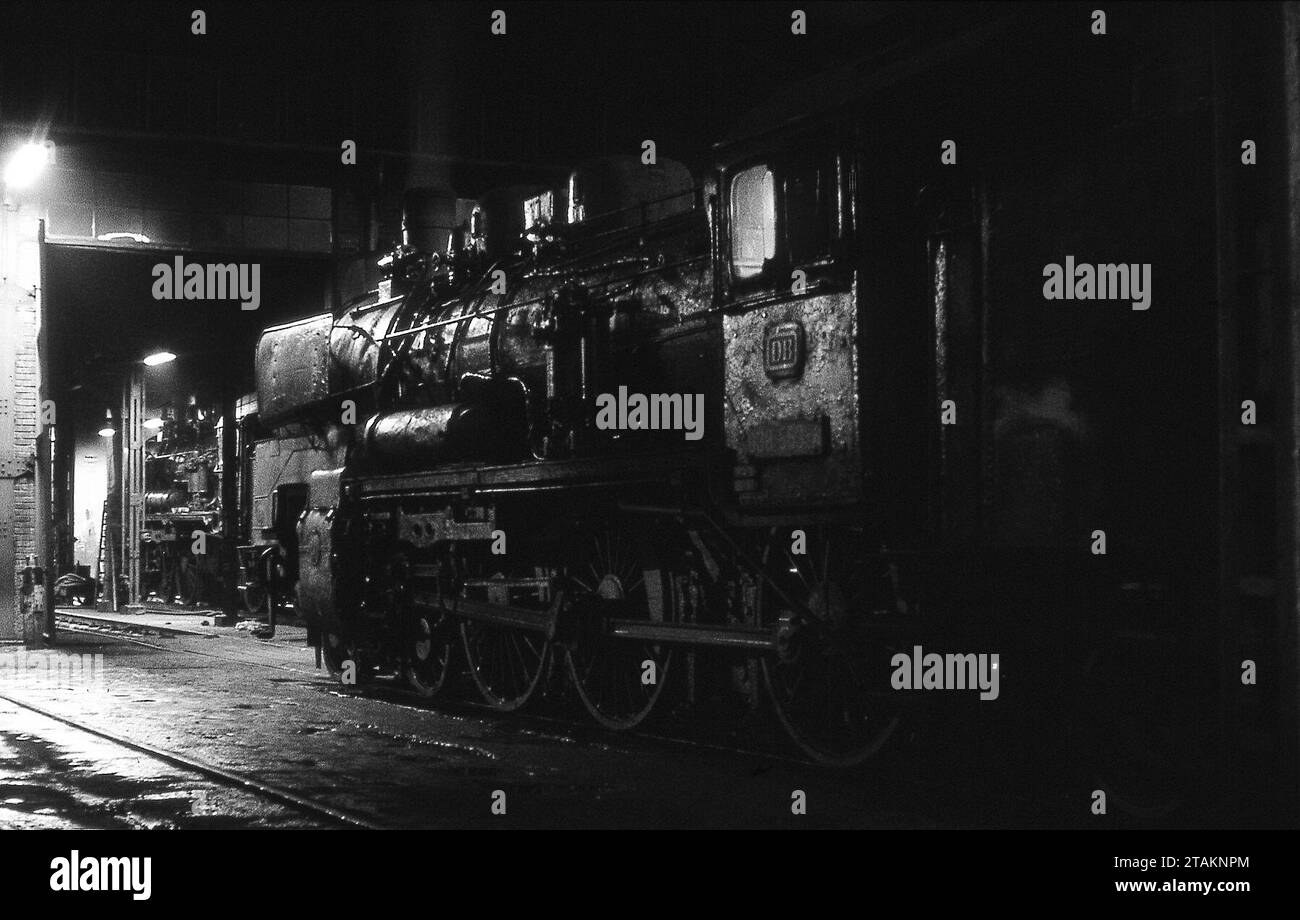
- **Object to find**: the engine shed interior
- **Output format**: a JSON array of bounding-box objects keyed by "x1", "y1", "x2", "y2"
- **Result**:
[{"x1": 0, "y1": 1, "x2": 1296, "y2": 833}]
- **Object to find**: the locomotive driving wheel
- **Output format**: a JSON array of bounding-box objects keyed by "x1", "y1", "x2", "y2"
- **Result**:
[
  {"x1": 562, "y1": 519, "x2": 674, "y2": 730},
  {"x1": 458, "y1": 552, "x2": 552, "y2": 711},
  {"x1": 759, "y1": 524, "x2": 904, "y2": 766},
  {"x1": 403, "y1": 552, "x2": 456, "y2": 698}
]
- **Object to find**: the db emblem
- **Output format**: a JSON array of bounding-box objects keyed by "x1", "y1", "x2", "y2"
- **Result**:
[{"x1": 763, "y1": 321, "x2": 804, "y2": 380}]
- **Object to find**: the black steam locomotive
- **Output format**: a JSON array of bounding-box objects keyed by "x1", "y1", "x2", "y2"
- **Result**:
[{"x1": 244, "y1": 7, "x2": 1222, "y2": 788}]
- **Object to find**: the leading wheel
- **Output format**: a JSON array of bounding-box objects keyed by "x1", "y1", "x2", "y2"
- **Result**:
[
  {"x1": 562, "y1": 519, "x2": 674, "y2": 730},
  {"x1": 759, "y1": 524, "x2": 904, "y2": 766}
]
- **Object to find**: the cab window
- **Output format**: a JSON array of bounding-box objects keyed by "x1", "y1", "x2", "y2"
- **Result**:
[
  {"x1": 727, "y1": 146, "x2": 839, "y2": 290},
  {"x1": 730, "y1": 164, "x2": 776, "y2": 280}
]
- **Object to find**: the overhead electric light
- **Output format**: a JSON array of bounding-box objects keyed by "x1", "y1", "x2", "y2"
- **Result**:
[
  {"x1": 98, "y1": 409, "x2": 115, "y2": 438},
  {"x1": 97, "y1": 232, "x2": 152, "y2": 243},
  {"x1": 143, "y1": 417, "x2": 165, "y2": 430},
  {"x1": 3, "y1": 143, "x2": 51, "y2": 190},
  {"x1": 143, "y1": 351, "x2": 176, "y2": 367}
]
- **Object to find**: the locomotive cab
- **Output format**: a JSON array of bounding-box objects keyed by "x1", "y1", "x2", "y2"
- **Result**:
[{"x1": 714, "y1": 130, "x2": 862, "y2": 514}]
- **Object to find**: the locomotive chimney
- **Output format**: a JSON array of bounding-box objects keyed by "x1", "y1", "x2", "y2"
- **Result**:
[{"x1": 401, "y1": 187, "x2": 458, "y2": 256}]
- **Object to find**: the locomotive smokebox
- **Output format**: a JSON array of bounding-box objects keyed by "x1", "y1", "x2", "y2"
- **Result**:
[
  {"x1": 255, "y1": 313, "x2": 333, "y2": 425},
  {"x1": 401, "y1": 187, "x2": 458, "y2": 255}
]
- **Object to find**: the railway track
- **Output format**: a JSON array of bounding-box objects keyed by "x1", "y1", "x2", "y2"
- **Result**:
[
  {"x1": 50, "y1": 618, "x2": 1097, "y2": 826},
  {"x1": 53, "y1": 615, "x2": 813, "y2": 766},
  {"x1": 0, "y1": 664, "x2": 382, "y2": 830},
  {"x1": 48, "y1": 615, "x2": 1061, "y2": 825}
]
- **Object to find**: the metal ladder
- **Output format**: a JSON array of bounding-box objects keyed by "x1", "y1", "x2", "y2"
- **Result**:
[
  {"x1": 95, "y1": 500, "x2": 118, "y2": 610},
  {"x1": 95, "y1": 500, "x2": 108, "y2": 583}
]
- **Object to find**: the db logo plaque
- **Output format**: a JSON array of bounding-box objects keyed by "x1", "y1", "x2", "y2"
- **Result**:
[{"x1": 763, "y1": 321, "x2": 805, "y2": 380}]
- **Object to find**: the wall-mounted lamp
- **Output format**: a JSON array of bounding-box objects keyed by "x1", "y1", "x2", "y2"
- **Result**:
[
  {"x1": 3, "y1": 142, "x2": 53, "y2": 190},
  {"x1": 143, "y1": 351, "x2": 176, "y2": 367}
]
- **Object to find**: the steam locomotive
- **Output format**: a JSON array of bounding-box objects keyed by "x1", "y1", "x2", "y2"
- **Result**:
[{"x1": 243, "y1": 8, "x2": 1221, "y2": 786}]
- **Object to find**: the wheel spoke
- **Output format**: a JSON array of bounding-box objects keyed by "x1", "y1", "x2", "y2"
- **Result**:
[
  {"x1": 565, "y1": 519, "x2": 673, "y2": 730},
  {"x1": 458, "y1": 552, "x2": 549, "y2": 711}
]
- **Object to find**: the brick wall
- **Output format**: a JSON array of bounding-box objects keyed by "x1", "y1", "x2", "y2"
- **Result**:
[{"x1": 0, "y1": 204, "x2": 42, "y2": 643}]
